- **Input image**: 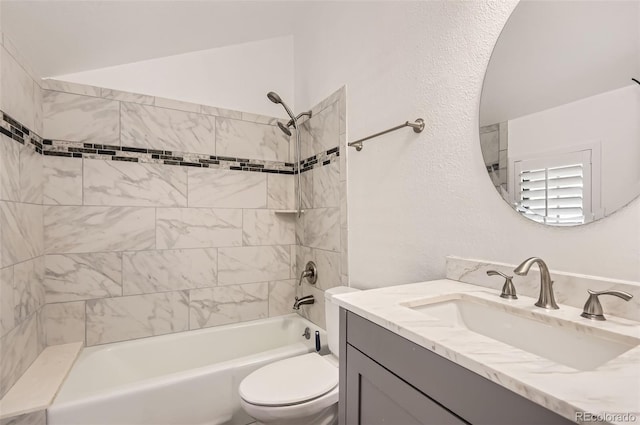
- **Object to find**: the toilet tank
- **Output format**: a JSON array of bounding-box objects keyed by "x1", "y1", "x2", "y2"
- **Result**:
[{"x1": 324, "y1": 286, "x2": 360, "y2": 356}]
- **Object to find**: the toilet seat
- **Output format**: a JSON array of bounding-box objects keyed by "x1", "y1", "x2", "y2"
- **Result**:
[{"x1": 239, "y1": 353, "x2": 338, "y2": 407}]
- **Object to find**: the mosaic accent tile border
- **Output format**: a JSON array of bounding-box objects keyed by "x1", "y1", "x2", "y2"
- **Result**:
[{"x1": 0, "y1": 110, "x2": 338, "y2": 174}]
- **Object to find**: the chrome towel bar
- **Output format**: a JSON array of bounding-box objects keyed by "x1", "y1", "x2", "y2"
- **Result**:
[{"x1": 348, "y1": 118, "x2": 424, "y2": 151}]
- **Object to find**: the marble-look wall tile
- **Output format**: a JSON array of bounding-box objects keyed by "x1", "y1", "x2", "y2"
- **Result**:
[
  {"x1": 156, "y1": 208, "x2": 242, "y2": 249},
  {"x1": 268, "y1": 279, "x2": 296, "y2": 317},
  {"x1": 241, "y1": 111, "x2": 279, "y2": 126},
  {"x1": 301, "y1": 208, "x2": 340, "y2": 252},
  {"x1": 188, "y1": 168, "x2": 267, "y2": 208},
  {"x1": 218, "y1": 246, "x2": 290, "y2": 285},
  {"x1": 445, "y1": 256, "x2": 640, "y2": 322},
  {"x1": 338, "y1": 88, "x2": 346, "y2": 136},
  {"x1": 341, "y1": 228, "x2": 349, "y2": 284},
  {"x1": 242, "y1": 210, "x2": 295, "y2": 246},
  {"x1": 216, "y1": 118, "x2": 289, "y2": 162},
  {"x1": 0, "y1": 201, "x2": 43, "y2": 268},
  {"x1": 296, "y1": 282, "x2": 325, "y2": 329},
  {"x1": 42, "y1": 156, "x2": 83, "y2": 205},
  {"x1": 295, "y1": 245, "x2": 313, "y2": 278},
  {"x1": 0, "y1": 136, "x2": 20, "y2": 202},
  {"x1": 121, "y1": 102, "x2": 215, "y2": 154},
  {"x1": 300, "y1": 102, "x2": 339, "y2": 158},
  {"x1": 310, "y1": 88, "x2": 344, "y2": 118},
  {"x1": 200, "y1": 105, "x2": 242, "y2": 119},
  {"x1": 267, "y1": 174, "x2": 294, "y2": 210},
  {"x1": 19, "y1": 142, "x2": 42, "y2": 204},
  {"x1": 43, "y1": 91, "x2": 119, "y2": 144},
  {"x1": 0, "y1": 266, "x2": 15, "y2": 337},
  {"x1": 101, "y1": 88, "x2": 154, "y2": 105},
  {"x1": 0, "y1": 311, "x2": 39, "y2": 398},
  {"x1": 297, "y1": 171, "x2": 313, "y2": 210},
  {"x1": 0, "y1": 47, "x2": 36, "y2": 132},
  {"x1": 189, "y1": 282, "x2": 268, "y2": 329},
  {"x1": 32, "y1": 84, "x2": 43, "y2": 136},
  {"x1": 312, "y1": 161, "x2": 339, "y2": 208},
  {"x1": 44, "y1": 253, "x2": 122, "y2": 303},
  {"x1": 312, "y1": 249, "x2": 342, "y2": 291},
  {"x1": 155, "y1": 97, "x2": 201, "y2": 113},
  {"x1": 43, "y1": 301, "x2": 85, "y2": 345},
  {"x1": 0, "y1": 410, "x2": 46, "y2": 425},
  {"x1": 44, "y1": 206, "x2": 155, "y2": 254},
  {"x1": 216, "y1": 118, "x2": 289, "y2": 161},
  {"x1": 83, "y1": 159, "x2": 187, "y2": 207},
  {"x1": 13, "y1": 256, "x2": 44, "y2": 323},
  {"x1": 86, "y1": 291, "x2": 189, "y2": 346},
  {"x1": 42, "y1": 79, "x2": 101, "y2": 97},
  {"x1": 123, "y1": 248, "x2": 217, "y2": 295}
]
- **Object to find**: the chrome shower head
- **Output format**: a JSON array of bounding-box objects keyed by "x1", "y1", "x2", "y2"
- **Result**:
[
  {"x1": 277, "y1": 121, "x2": 292, "y2": 136},
  {"x1": 267, "y1": 91, "x2": 282, "y2": 104}
]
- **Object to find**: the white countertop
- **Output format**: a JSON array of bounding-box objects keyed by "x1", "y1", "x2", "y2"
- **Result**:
[{"x1": 334, "y1": 280, "x2": 640, "y2": 425}]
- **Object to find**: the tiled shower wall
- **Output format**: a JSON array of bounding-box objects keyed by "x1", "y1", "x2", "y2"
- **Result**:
[
  {"x1": 34, "y1": 81, "x2": 347, "y2": 345},
  {"x1": 38, "y1": 81, "x2": 304, "y2": 346},
  {"x1": 0, "y1": 33, "x2": 46, "y2": 398},
  {"x1": 295, "y1": 88, "x2": 348, "y2": 328}
]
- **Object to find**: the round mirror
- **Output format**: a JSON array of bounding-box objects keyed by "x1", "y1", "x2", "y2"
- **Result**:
[{"x1": 480, "y1": 0, "x2": 640, "y2": 226}]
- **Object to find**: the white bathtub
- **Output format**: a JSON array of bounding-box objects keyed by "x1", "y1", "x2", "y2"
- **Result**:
[{"x1": 48, "y1": 314, "x2": 326, "y2": 425}]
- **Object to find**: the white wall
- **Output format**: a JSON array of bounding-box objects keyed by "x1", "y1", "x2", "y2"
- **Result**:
[
  {"x1": 52, "y1": 36, "x2": 295, "y2": 117},
  {"x1": 508, "y1": 85, "x2": 640, "y2": 216},
  {"x1": 480, "y1": 0, "x2": 640, "y2": 126},
  {"x1": 1, "y1": 1, "x2": 295, "y2": 78},
  {"x1": 293, "y1": 1, "x2": 640, "y2": 287}
]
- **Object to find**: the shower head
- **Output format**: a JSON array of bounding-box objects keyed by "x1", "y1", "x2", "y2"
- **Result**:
[
  {"x1": 267, "y1": 91, "x2": 283, "y2": 104},
  {"x1": 267, "y1": 91, "x2": 297, "y2": 128},
  {"x1": 277, "y1": 121, "x2": 292, "y2": 136}
]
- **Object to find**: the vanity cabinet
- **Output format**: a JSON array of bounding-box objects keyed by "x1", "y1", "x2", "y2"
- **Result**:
[{"x1": 338, "y1": 309, "x2": 575, "y2": 425}]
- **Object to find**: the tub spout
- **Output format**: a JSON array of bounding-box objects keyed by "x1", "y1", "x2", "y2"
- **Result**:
[{"x1": 293, "y1": 295, "x2": 315, "y2": 310}]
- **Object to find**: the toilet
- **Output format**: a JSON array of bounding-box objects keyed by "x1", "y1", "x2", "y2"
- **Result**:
[{"x1": 239, "y1": 286, "x2": 358, "y2": 425}]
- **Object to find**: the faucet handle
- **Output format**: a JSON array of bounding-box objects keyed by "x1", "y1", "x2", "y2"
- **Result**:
[
  {"x1": 487, "y1": 270, "x2": 517, "y2": 300},
  {"x1": 580, "y1": 289, "x2": 633, "y2": 321}
]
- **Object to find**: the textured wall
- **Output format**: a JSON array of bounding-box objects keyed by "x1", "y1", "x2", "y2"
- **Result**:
[
  {"x1": 0, "y1": 33, "x2": 45, "y2": 398},
  {"x1": 293, "y1": 1, "x2": 640, "y2": 288}
]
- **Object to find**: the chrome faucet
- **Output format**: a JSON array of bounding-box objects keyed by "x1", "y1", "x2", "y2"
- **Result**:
[
  {"x1": 293, "y1": 295, "x2": 315, "y2": 310},
  {"x1": 514, "y1": 257, "x2": 559, "y2": 309}
]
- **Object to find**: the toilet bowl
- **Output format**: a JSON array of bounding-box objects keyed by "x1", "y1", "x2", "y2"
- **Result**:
[{"x1": 238, "y1": 286, "x2": 358, "y2": 425}]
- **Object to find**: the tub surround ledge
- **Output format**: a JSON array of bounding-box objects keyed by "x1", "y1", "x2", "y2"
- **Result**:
[
  {"x1": 0, "y1": 342, "x2": 83, "y2": 420},
  {"x1": 334, "y1": 280, "x2": 640, "y2": 425}
]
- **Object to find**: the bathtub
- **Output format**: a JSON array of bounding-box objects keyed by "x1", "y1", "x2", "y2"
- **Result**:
[{"x1": 48, "y1": 314, "x2": 326, "y2": 425}]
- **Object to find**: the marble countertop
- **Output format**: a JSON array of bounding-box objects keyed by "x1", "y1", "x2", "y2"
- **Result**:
[{"x1": 334, "y1": 280, "x2": 640, "y2": 425}]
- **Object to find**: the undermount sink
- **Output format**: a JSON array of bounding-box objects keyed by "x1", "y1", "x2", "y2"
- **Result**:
[{"x1": 402, "y1": 294, "x2": 639, "y2": 371}]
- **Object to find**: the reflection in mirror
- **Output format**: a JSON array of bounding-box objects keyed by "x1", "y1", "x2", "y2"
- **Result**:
[{"x1": 480, "y1": 0, "x2": 640, "y2": 226}]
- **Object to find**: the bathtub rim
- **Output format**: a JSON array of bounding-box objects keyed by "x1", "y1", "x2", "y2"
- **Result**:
[{"x1": 52, "y1": 314, "x2": 326, "y2": 407}]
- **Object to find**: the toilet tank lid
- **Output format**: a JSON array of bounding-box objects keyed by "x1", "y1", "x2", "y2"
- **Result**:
[{"x1": 324, "y1": 286, "x2": 359, "y2": 301}]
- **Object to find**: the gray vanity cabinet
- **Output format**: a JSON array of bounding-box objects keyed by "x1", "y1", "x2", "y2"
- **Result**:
[{"x1": 339, "y1": 309, "x2": 575, "y2": 425}]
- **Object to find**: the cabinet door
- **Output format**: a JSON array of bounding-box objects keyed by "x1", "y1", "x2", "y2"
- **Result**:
[{"x1": 345, "y1": 345, "x2": 467, "y2": 425}]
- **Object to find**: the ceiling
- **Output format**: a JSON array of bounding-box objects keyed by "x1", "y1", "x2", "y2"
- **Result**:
[{"x1": 1, "y1": 1, "x2": 296, "y2": 78}]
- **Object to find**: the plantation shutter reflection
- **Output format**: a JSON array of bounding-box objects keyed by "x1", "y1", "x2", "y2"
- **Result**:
[{"x1": 514, "y1": 150, "x2": 592, "y2": 225}]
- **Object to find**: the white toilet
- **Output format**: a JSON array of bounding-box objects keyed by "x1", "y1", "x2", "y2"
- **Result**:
[{"x1": 239, "y1": 286, "x2": 358, "y2": 425}]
